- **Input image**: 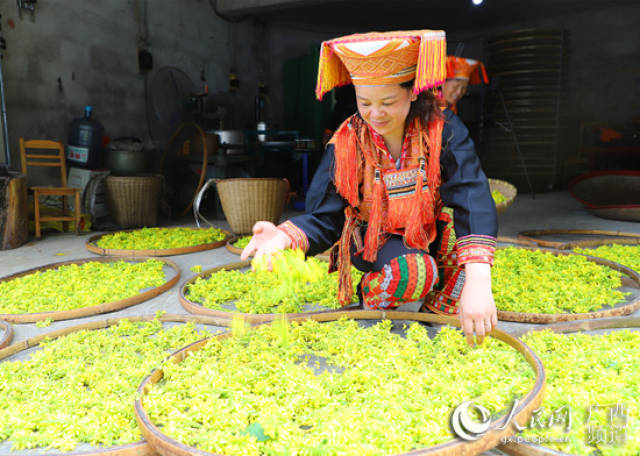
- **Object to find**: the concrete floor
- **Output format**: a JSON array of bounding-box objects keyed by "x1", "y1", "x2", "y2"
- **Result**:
[{"x1": 0, "y1": 190, "x2": 638, "y2": 455}]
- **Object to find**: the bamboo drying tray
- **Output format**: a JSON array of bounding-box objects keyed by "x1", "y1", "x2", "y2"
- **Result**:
[
  {"x1": 0, "y1": 257, "x2": 180, "y2": 323},
  {"x1": 86, "y1": 227, "x2": 231, "y2": 257},
  {"x1": 517, "y1": 229, "x2": 640, "y2": 250},
  {"x1": 489, "y1": 178, "x2": 518, "y2": 214},
  {"x1": 497, "y1": 235, "x2": 538, "y2": 246},
  {"x1": 0, "y1": 320, "x2": 12, "y2": 350},
  {"x1": 496, "y1": 247, "x2": 640, "y2": 323},
  {"x1": 569, "y1": 170, "x2": 640, "y2": 222},
  {"x1": 179, "y1": 261, "x2": 358, "y2": 324},
  {"x1": 224, "y1": 236, "x2": 247, "y2": 256},
  {"x1": 0, "y1": 314, "x2": 228, "y2": 456},
  {"x1": 499, "y1": 316, "x2": 640, "y2": 456},
  {"x1": 135, "y1": 311, "x2": 546, "y2": 456}
]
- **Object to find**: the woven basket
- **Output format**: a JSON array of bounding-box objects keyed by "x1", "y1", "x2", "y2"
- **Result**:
[
  {"x1": 106, "y1": 175, "x2": 162, "y2": 228},
  {"x1": 489, "y1": 178, "x2": 517, "y2": 214},
  {"x1": 216, "y1": 178, "x2": 289, "y2": 234}
]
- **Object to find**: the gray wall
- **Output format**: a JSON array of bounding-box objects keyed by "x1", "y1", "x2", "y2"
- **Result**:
[
  {"x1": 1, "y1": 0, "x2": 262, "y2": 175},
  {"x1": 263, "y1": 22, "x2": 338, "y2": 130}
]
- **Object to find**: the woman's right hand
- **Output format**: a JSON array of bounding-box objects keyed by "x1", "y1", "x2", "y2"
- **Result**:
[{"x1": 240, "y1": 221, "x2": 292, "y2": 263}]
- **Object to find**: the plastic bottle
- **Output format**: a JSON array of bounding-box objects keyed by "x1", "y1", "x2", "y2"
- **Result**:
[{"x1": 67, "y1": 105, "x2": 104, "y2": 169}]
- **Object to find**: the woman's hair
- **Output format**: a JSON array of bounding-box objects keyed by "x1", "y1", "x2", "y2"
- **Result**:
[{"x1": 400, "y1": 80, "x2": 442, "y2": 126}]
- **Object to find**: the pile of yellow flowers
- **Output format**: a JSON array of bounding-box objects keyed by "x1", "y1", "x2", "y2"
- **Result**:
[
  {"x1": 0, "y1": 318, "x2": 211, "y2": 451},
  {"x1": 96, "y1": 227, "x2": 227, "y2": 250},
  {"x1": 519, "y1": 330, "x2": 639, "y2": 456},
  {"x1": 144, "y1": 319, "x2": 535, "y2": 455},
  {"x1": 185, "y1": 249, "x2": 362, "y2": 314},
  {"x1": 492, "y1": 189, "x2": 508, "y2": 205},
  {"x1": 0, "y1": 260, "x2": 166, "y2": 314},
  {"x1": 574, "y1": 243, "x2": 640, "y2": 274},
  {"x1": 232, "y1": 235, "x2": 252, "y2": 249},
  {"x1": 492, "y1": 247, "x2": 629, "y2": 313}
]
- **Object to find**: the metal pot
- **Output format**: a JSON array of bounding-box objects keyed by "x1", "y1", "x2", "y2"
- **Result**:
[{"x1": 105, "y1": 138, "x2": 148, "y2": 176}]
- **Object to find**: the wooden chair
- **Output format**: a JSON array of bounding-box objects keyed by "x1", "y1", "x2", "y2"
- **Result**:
[{"x1": 19, "y1": 138, "x2": 81, "y2": 238}]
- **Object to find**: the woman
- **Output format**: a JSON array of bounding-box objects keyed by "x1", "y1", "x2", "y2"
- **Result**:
[
  {"x1": 242, "y1": 30, "x2": 497, "y2": 345},
  {"x1": 443, "y1": 56, "x2": 489, "y2": 113}
]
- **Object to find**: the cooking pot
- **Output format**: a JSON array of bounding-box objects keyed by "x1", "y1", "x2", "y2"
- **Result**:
[{"x1": 105, "y1": 138, "x2": 148, "y2": 176}]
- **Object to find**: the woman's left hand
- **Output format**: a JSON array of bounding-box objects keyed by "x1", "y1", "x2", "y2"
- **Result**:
[{"x1": 457, "y1": 263, "x2": 497, "y2": 346}]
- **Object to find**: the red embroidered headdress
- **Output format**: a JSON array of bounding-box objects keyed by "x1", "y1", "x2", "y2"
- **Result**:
[
  {"x1": 316, "y1": 30, "x2": 447, "y2": 100},
  {"x1": 446, "y1": 56, "x2": 489, "y2": 85}
]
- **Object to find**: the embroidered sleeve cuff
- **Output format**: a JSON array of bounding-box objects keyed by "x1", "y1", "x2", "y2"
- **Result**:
[
  {"x1": 277, "y1": 221, "x2": 310, "y2": 253},
  {"x1": 455, "y1": 235, "x2": 497, "y2": 266}
]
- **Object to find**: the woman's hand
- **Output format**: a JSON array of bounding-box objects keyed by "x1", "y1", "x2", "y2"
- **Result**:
[
  {"x1": 240, "y1": 221, "x2": 292, "y2": 264},
  {"x1": 457, "y1": 263, "x2": 498, "y2": 346}
]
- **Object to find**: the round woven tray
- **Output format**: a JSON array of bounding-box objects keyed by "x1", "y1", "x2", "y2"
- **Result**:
[
  {"x1": 0, "y1": 257, "x2": 180, "y2": 323},
  {"x1": 135, "y1": 311, "x2": 546, "y2": 456},
  {"x1": 500, "y1": 316, "x2": 640, "y2": 456},
  {"x1": 496, "y1": 247, "x2": 640, "y2": 323},
  {"x1": 0, "y1": 320, "x2": 13, "y2": 350},
  {"x1": 0, "y1": 314, "x2": 227, "y2": 456},
  {"x1": 489, "y1": 178, "x2": 518, "y2": 214},
  {"x1": 569, "y1": 170, "x2": 640, "y2": 222},
  {"x1": 224, "y1": 236, "x2": 247, "y2": 256},
  {"x1": 179, "y1": 261, "x2": 358, "y2": 324},
  {"x1": 86, "y1": 228, "x2": 231, "y2": 257},
  {"x1": 517, "y1": 229, "x2": 640, "y2": 249},
  {"x1": 497, "y1": 235, "x2": 538, "y2": 246}
]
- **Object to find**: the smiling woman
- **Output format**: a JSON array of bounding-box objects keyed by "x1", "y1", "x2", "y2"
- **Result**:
[
  {"x1": 354, "y1": 84, "x2": 415, "y2": 157},
  {"x1": 240, "y1": 30, "x2": 499, "y2": 344}
]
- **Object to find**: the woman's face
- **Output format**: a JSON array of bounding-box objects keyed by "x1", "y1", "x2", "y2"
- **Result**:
[
  {"x1": 443, "y1": 78, "x2": 469, "y2": 105},
  {"x1": 354, "y1": 84, "x2": 416, "y2": 141}
]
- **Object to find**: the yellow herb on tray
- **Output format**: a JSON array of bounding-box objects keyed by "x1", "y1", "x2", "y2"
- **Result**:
[
  {"x1": 574, "y1": 243, "x2": 640, "y2": 274},
  {"x1": 186, "y1": 249, "x2": 362, "y2": 314},
  {"x1": 493, "y1": 247, "x2": 629, "y2": 314},
  {"x1": 96, "y1": 227, "x2": 226, "y2": 250},
  {"x1": 232, "y1": 235, "x2": 252, "y2": 249},
  {"x1": 0, "y1": 260, "x2": 165, "y2": 314},
  {"x1": 0, "y1": 319, "x2": 211, "y2": 451},
  {"x1": 519, "y1": 330, "x2": 640, "y2": 456},
  {"x1": 145, "y1": 319, "x2": 535, "y2": 456}
]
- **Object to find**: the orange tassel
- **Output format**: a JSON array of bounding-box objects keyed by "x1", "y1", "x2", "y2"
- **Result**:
[
  {"x1": 405, "y1": 119, "x2": 443, "y2": 250},
  {"x1": 363, "y1": 168, "x2": 384, "y2": 262},
  {"x1": 331, "y1": 117, "x2": 360, "y2": 207},
  {"x1": 315, "y1": 41, "x2": 352, "y2": 100},
  {"x1": 425, "y1": 119, "x2": 444, "y2": 244},
  {"x1": 414, "y1": 32, "x2": 447, "y2": 94},
  {"x1": 426, "y1": 119, "x2": 443, "y2": 193},
  {"x1": 337, "y1": 208, "x2": 357, "y2": 305},
  {"x1": 470, "y1": 62, "x2": 490, "y2": 85},
  {"x1": 480, "y1": 62, "x2": 489, "y2": 84}
]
